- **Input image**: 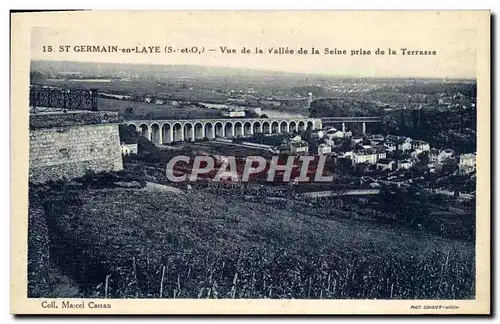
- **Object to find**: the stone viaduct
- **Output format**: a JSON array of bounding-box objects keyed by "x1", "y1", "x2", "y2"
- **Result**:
[{"x1": 125, "y1": 118, "x2": 323, "y2": 145}]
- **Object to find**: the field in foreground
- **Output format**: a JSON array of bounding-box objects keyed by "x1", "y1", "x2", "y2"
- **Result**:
[{"x1": 32, "y1": 184, "x2": 475, "y2": 300}]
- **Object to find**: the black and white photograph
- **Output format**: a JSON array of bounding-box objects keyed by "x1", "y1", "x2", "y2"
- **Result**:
[{"x1": 11, "y1": 10, "x2": 490, "y2": 315}]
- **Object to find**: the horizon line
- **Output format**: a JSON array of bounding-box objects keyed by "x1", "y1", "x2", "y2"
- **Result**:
[{"x1": 30, "y1": 59, "x2": 477, "y2": 82}]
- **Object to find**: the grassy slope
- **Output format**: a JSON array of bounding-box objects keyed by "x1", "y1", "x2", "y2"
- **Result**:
[{"x1": 43, "y1": 187, "x2": 474, "y2": 299}]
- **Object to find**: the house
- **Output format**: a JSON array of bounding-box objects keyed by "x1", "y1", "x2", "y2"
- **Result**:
[
  {"x1": 315, "y1": 130, "x2": 325, "y2": 139},
  {"x1": 410, "y1": 141, "x2": 430, "y2": 159},
  {"x1": 351, "y1": 136, "x2": 364, "y2": 145},
  {"x1": 397, "y1": 160, "x2": 413, "y2": 170},
  {"x1": 428, "y1": 148, "x2": 440, "y2": 163},
  {"x1": 343, "y1": 151, "x2": 354, "y2": 159},
  {"x1": 440, "y1": 149, "x2": 454, "y2": 161},
  {"x1": 385, "y1": 135, "x2": 412, "y2": 151},
  {"x1": 121, "y1": 143, "x2": 138, "y2": 156},
  {"x1": 331, "y1": 130, "x2": 347, "y2": 139},
  {"x1": 318, "y1": 143, "x2": 332, "y2": 155},
  {"x1": 412, "y1": 140, "x2": 430, "y2": 152},
  {"x1": 222, "y1": 110, "x2": 246, "y2": 118},
  {"x1": 385, "y1": 135, "x2": 406, "y2": 142},
  {"x1": 155, "y1": 99, "x2": 164, "y2": 105},
  {"x1": 325, "y1": 127, "x2": 337, "y2": 134},
  {"x1": 144, "y1": 97, "x2": 152, "y2": 103},
  {"x1": 384, "y1": 141, "x2": 397, "y2": 152},
  {"x1": 325, "y1": 128, "x2": 347, "y2": 139},
  {"x1": 280, "y1": 136, "x2": 309, "y2": 155},
  {"x1": 369, "y1": 134, "x2": 385, "y2": 142},
  {"x1": 368, "y1": 134, "x2": 385, "y2": 145},
  {"x1": 396, "y1": 138, "x2": 412, "y2": 151},
  {"x1": 370, "y1": 145, "x2": 387, "y2": 160},
  {"x1": 410, "y1": 150, "x2": 422, "y2": 159},
  {"x1": 459, "y1": 153, "x2": 476, "y2": 174},
  {"x1": 377, "y1": 158, "x2": 396, "y2": 171},
  {"x1": 324, "y1": 138, "x2": 336, "y2": 147},
  {"x1": 351, "y1": 149, "x2": 379, "y2": 166},
  {"x1": 430, "y1": 149, "x2": 454, "y2": 163},
  {"x1": 289, "y1": 141, "x2": 309, "y2": 155}
]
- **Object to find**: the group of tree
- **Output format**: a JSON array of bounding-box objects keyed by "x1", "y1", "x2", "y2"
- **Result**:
[
  {"x1": 381, "y1": 107, "x2": 476, "y2": 153},
  {"x1": 308, "y1": 98, "x2": 379, "y2": 118}
]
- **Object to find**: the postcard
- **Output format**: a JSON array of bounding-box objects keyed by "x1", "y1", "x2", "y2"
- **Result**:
[{"x1": 10, "y1": 10, "x2": 490, "y2": 314}]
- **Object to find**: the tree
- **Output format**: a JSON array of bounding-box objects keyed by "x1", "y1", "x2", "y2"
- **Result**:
[
  {"x1": 30, "y1": 71, "x2": 46, "y2": 84},
  {"x1": 417, "y1": 151, "x2": 429, "y2": 165},
  {"x1": 440, "y1": 158, "x2": 458, "y2": 176},
  {"x1": 124, "y1": 107, "x2": 135, "y2": 118},
  {"x1": 254, "y1": 133, "x2": 265, "y2": 144},
  {"x1": 378, "y1": 186, "x2": 430, "y2": 228},
  {"x1": 119, "y1": 124, "x2": 140, "y2": 144}
]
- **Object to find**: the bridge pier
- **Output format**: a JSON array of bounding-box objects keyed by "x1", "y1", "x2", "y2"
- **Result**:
[
  {"x1": 185, "y1": 125, "x2": 195, "y2": 142},
  {"x1": 158, "y1": 129, "x2": 163, "y2": 145},
  {"x1": 141, "y1": 127, "x2": 151, "y2": 141},
  {"x1": 167, "y1": 127, "x2": 173, "y2": 144},
  {"x1": 226, "y1": 124, "x2": 235, "y2": 138},
  {"x1": 194, "y1": 123, "x2": 205, "y2": 140}
]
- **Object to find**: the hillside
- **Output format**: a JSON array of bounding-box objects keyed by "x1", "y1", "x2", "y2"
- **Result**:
[
  {"x1": 30, "y1": 60, "x2": 321, "y2": 83},
  {"x1": 31, "y1": 181, "x2": 475, "y2": 299}
]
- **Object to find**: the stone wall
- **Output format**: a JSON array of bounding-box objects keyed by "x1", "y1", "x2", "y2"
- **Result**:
[{"x1": 29, "y1": 111, "x2": 124, "y2": 184}]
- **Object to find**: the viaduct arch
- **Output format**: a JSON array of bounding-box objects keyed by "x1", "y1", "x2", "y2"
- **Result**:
[{"x1": 125, "y1": 117, "x2": 322, "y2": 145}]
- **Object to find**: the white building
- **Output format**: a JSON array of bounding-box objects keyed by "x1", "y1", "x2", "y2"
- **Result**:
[
  {"x1": 222, "y1": 110, "x2": 246, "y2": 118},
  {"x1": 369, "y1": 134, "x2": 385, "y2": 142},
  {"x1": 397, "y1": 160, "x2": 413, "y2": 170},
  {"x1": 429, "y1": 149, "x2": 454, "y2": 164},
  {"x1": 377, "y1": 151, "x2": 387, "y2": 160},
  {"x1": 437, "y1": 149, "x2": 454, "y2": 163},
  {"x1": 385, "y1": 135, "x2": 412, "y2": 151},
  {"x1": 459, "y1": 153, "x2": 476, "y2": 174},
  {"x1": 412, "y1": 140, "x2": 430, "y2": 152},
  {"x1": 318, "y1": 144, "x2": 332, "y2": 155},
  {"x1": 384, "y1": 142, "x2": 397, "y2": 152},
  {"x1": 428, "y1": 149, "x2": 440, "y2": 163},
  {"x1": 289, "y1": 141, "x2": 309, "y2": 155},
  {"x1": 397, "y1": 139, "x2": 413, "y2": 152},
  {"x1": 351, "y1": 136, "x2": 364, "y2": 145},
  {"x1": 281, "y1": 136, "x2": 309, "y2": 155},
  {"x1": 121, "y1": 143, "x2": 138, "y2": 156},
  {"x1": 377, "y1": 159, "x2": 396, "y2": 171},
  {"x1": 325, "y1": 128, "x2": 347, "y2": 139},
  {"x1": 352, "y1": 150, "x2": 378, "y2": 165}
]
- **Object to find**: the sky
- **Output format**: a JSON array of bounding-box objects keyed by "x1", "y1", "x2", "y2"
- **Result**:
[{"x1": 28, "y1": 11, "x2": 485, "y2": 79}]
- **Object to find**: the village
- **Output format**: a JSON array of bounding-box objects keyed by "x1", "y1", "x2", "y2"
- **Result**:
[
  {"x1": 247, "y1": 125, "x2": 476, "y2": 197},
  {"x1": 119, "y1": 118, "x2": 477, "y2": 201}
]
